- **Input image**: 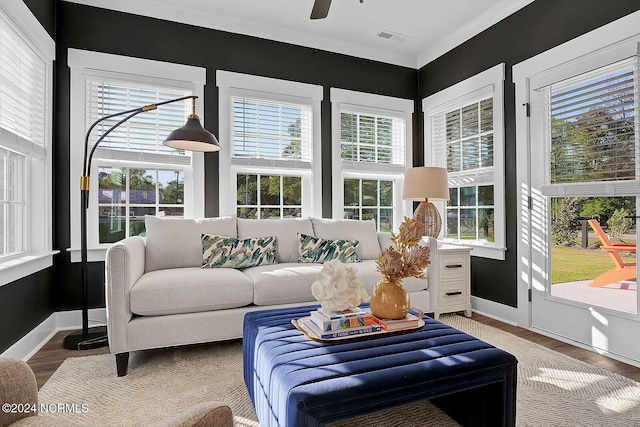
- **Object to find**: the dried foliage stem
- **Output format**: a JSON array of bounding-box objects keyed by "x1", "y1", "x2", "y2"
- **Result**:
[{"x1": 376, "y1": 216, "x2": 431, "y2": 283}]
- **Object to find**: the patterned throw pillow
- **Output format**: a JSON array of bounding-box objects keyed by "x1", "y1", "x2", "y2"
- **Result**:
[
  {"x1": 202, "y1": 235, "x2": 277, "y2": 269},
  {"x1": 297, "y1": 233, "x2": 361, "y2": 263}
]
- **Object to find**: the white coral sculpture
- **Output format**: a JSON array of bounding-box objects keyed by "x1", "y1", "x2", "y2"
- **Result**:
[{"x1": 311, "y1": 259, "x2": 369, "y2": 312}]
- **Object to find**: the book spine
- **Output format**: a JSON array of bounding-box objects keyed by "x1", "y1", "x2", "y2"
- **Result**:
[{"x1": 319, "y1": 324, "x2": 382, "y2": 339}]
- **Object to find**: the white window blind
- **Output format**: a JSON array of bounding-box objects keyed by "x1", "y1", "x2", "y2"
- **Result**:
[
  {"x1": 340, "y1": 111, "x2": 405, "y2": 167},
  {"x1": 0, "y1": 10, "x2": 46, "y2": 151},
  {"x1": 430, "y1": 91, "x2": 495, "y2": 188},
  {"x1": 231, "y1": 96, "x2": 312, "y2": 165},
  {"x1": 86, "y1": 77, "x2": 191, "y2": 158},
  {"x1": 542, "y1": 58, "x2": 638, "y2": 186}
]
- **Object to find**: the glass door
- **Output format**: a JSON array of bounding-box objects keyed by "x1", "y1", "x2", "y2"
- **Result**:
[{"x1": 529, "y1": 58, "x2": 640, "y2": 364}]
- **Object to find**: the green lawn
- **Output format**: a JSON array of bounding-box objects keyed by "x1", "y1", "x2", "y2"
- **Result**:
[{"x1": 551, "y1": 245, "x2": 636, "y2": 284}]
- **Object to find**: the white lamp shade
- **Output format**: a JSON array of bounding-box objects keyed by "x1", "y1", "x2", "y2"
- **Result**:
[{"x1": 402, "y1": 167, "x2": 449, "y2": 201}]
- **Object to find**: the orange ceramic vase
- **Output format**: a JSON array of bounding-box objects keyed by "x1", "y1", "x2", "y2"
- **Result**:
[{"x1": 370, "y1": 279, "x2": 410, "y2": 320}]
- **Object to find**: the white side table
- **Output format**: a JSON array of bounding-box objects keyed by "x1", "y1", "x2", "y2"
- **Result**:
[{"x1": 433, "y1": 244, "x2": 472, "y2": 320}]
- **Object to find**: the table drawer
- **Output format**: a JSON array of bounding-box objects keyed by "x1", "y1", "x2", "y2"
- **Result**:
[
  {"x1": 439, "y1": 282, "x2": 466, "y2": 306},
  {"x1": 439, "y1": 254, "x2": 467, "y2": 280}
]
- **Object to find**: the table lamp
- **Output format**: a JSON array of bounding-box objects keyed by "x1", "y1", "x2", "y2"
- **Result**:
[{"x1": 402, "y1": 167, "x2": 449, "y2": 238}]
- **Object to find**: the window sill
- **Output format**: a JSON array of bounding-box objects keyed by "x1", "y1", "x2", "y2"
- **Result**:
[
  {"x1": 439, "y1": 240, "x2": 506, "y2": 260},
  {"x1": 0, "y1": 251, "x2": 60, "y2": 287},
  {"x1": 68, "y1": 247, "x2": 109, "y2": 263}
]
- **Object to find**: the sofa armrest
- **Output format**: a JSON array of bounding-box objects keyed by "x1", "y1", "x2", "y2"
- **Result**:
[
  {"x1": 158, "y1": 402, "x2": 233, "y2": 427},
  {"x1": 377, "y1": 232, "x2": 393, "y2": 252},
  {"x1": 0, "y1": 358, "x2": 38, "y2": 426},
  {"x1": 105, "y1": 236, "x2": 146, "y2": 354}
]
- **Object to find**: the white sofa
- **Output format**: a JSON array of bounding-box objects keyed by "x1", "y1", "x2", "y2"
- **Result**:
[{"x1": 105, "y1": 216, "x2": 438, "y2": 376}]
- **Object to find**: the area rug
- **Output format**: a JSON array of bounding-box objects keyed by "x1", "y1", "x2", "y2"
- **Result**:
[{"x1": 39, "y1": 314, "x2": 640, "y2": 426}]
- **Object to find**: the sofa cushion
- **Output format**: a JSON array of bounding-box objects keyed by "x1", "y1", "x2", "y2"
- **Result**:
[
  {"x1": 297, "y1": 233, "x2": 361, "y2": 264},
  {"x1": 130, "y1": 267, "x2": 254, "y2": 316},
  {"x1": 202, "y1": 235, "x2": 277, "y2": 269},
  {"x1": 145, "y1": 216, "x2": 237, "y2": 272},
  {"x1": 243, "y1": 263, "x2": 324, "y2": 306},
  {"x1": 311, "y1": 218, "x2": 381, "y2": 260},
  {"x1": 238, "y1": 218, "x2": 314, "y2": 263}
]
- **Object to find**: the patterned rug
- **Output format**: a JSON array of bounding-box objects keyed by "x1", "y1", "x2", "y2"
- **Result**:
[{"x1": 39, "y1": 314, "x2": 640, "y2": 426}]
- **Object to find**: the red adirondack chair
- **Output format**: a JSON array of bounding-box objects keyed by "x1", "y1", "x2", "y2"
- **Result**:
[{"x1": 588, "y1": 219, "x2": 636, "y2": 288}]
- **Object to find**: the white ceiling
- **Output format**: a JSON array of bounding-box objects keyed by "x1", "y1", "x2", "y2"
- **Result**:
[{"x1": 64, "y1": 0, "x2": 535, "y2": 68}]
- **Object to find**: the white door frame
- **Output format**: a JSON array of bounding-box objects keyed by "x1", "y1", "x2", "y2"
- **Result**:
[{"x1": 514, "y1": 10, "x2": 640, "y2": 367}]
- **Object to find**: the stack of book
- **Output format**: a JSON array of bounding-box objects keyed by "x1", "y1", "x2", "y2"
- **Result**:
[
  {"x1": 375, "y1": 311, "x2": 422, "y2": 331},
  {"x1": 300, "y1": 307, "x2": 424, "y2": 339},
  {"x1": 303, "y1": 307, "x2": 382, "y2": 339}
]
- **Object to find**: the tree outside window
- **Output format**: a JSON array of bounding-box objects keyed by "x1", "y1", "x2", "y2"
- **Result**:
[{"x1": 98, "y1": 167, "x2": 185, "y2": 243}]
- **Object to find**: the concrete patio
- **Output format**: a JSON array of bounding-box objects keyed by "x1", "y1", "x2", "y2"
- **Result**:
[{"x1": 552, "y1": 280, "x2": 637, "y2": 315}]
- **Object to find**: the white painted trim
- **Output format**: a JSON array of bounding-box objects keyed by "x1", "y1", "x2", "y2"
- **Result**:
[
  {"x1": 471, "y1": 295, "x2": 523, "y2": 326},
  {"x1": 417, "y1": 0, "x2": 535, "y2": 67},
  {"x1": 68, "y1": 50, "x2": 207, "y2": 259},
  {"x1": 329, "y1": 89, "x2": 413, "y2": 228},
  {"x1": 1, "y1": 308, "x2": 107, "y2": 361},
  {"x1": 529, "y1": 326, "x2": 640, "y2": 369},
  {"x1": 68, "y1": 48, "x2": 206, "y2": 83},
  {"x1": 513, "y1": 9, "x2": 640, "y2": 334},
  {"x1": 0, "y1": 0, "x2": 55, "y2": 61},
  {"x1": 217, "y1": 70, "x2": 323, "y2": 100},
  {"x1": 217, "y1": 71, "x2": 323, "y2": 218},
  {"x1": 0, "y1": 252, "x2": 59, "y2": 288},
  {"x1": 423, "y1": 63, "x2": 506, "y2": 261},
  {"x1": 330, "y1": 88, "x2": 414, "y2": 113}
]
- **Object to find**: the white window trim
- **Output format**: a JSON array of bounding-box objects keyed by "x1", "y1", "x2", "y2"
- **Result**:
[
  {"x1": 330, "y1": 88, "x2": 414, "y2": 230},
  {"x1": 217, "y1": 70, "x2": 323, "y2": 218},
  {"x1": 514, "y1": 9, "x2": 640, "y2": 326},
  {"x1": 68, "y1": 49, "x2": 206, "y2": 262},
  {"x1": 422, "y1": 63, "x2": 506, "y2": 260},
  {"x1": 0, "y1": 0, "x2": 57, "y2": 287}
]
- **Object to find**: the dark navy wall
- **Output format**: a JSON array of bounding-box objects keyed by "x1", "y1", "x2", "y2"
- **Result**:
[{"x1": 418, "y1": 0, "x2": 640, "y2": 307}]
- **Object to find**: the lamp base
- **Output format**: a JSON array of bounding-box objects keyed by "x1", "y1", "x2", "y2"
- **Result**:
[
  {"x1": 414, "y1": 201, "x2": 442, "y2": 238},
  {"x1": 62, "y1": 326, "x2": 108, "y2": 350}
]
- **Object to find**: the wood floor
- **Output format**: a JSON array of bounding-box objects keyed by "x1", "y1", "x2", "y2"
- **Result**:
[{"x1": 27, "y1": 312, "x2": 640, "y2": 390}]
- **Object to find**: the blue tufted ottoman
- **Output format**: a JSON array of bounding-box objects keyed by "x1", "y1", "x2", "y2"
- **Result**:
[{"x1": 243, "y1": 305, "x2": 517, "y2": 427}]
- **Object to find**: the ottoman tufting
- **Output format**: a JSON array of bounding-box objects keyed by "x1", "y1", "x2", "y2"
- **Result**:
[{"x1": 243, "y1": 305, "x2": 517, "y2": 427}]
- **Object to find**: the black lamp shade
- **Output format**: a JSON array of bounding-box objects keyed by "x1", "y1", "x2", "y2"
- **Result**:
[{"x1": 163, "y1": 117, "x2": 221, "y2": 152}]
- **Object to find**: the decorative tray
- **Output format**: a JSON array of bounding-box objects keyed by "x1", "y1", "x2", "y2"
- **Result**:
[{"x1": 292, "y1": 309, "x2": 425, "y2": 342}]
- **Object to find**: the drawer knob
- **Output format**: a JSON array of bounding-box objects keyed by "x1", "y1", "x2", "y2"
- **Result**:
[
  {"x1": 445, "y1": 264, "x2": 463, "y2": 269},
  {"x1": 446, "y1": 291, "x2": 463, "y2": 296}
]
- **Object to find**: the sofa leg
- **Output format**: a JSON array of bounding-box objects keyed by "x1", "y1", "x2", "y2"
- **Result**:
[{"x1": 115, "y1": 352, "x2": 129, "y2": 377}]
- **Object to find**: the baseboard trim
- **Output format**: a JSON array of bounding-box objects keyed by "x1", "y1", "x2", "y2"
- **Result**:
[
  {"x1": 470, "y1": 296, "x2": 524, "y2": 326},
  {"x1": 1, "y1": 308, "x2": 107, "y2": 361},
  {"x1": 529, "y1": 326, "x2": 640, "y2": 369}
]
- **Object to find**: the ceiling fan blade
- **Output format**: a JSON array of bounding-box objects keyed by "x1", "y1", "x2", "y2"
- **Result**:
[{"x1": 310, "y1": 0, "x2": 331, "y2": 20}]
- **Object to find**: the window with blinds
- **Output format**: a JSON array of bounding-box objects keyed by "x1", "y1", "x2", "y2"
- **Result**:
[
  {"x1": 340, "y1": 111, "x2": 405, "y2": 167},
  {"x1": 231, "y1": 96, "x2": 312, "y2": 163},
  {"x1": 431, "y1": 97, "x2": 494, "y2": 174},
  {"x1": 545, "y1": 58, "x2": 637, "y2": 185},
  {"x1": 86, "y1": 78, "x2": 191, "y2": 155},
  {"x1": 0, "y1": 10, "x2": 46, "y2": 149},
  {"x1": 333, "y1": 96, "x2": 410, "y2": 231}
]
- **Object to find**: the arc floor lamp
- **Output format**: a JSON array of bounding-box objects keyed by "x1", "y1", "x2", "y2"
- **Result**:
[{"x1": 63, "y1": 95, "x2": 220, "y2": 350}]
